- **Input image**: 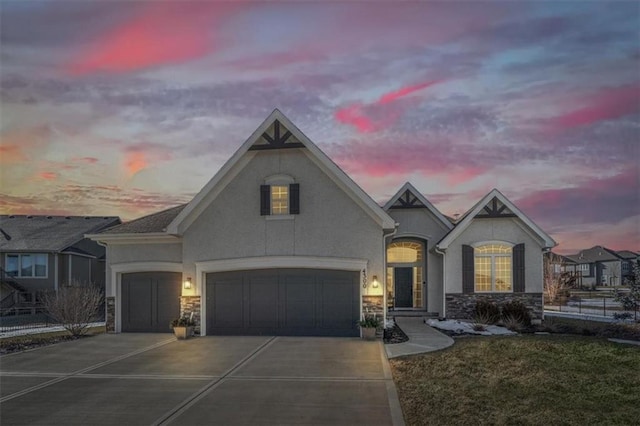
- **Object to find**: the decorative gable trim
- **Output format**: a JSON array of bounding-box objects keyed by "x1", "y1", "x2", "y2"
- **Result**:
[
  {"x1": 475, "y1": 197, "x2": 517, "y2": 219},
  {"x1": 437, "y1": 189, "x2": 556, "y2": 250},
  {"x1": 383, "y1": 182, "x2": 453, "y2": 230},
  {"x1": 167, "y1": 109, "x2": 395, "y2": 234},
  {"x1": 248, "y1": 119, "x2": 305, "y2": 150}
]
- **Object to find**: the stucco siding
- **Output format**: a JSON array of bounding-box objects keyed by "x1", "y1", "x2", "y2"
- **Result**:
[
  {"x1": 445, "y1": 218, "x2": 544, "y2": 294},
  {"x1": 388, "y1": 209, "x2": 450, "y2": 313},
  {"x1": 108, "y1": 243, "x2": 183, "y2": 264},
  {"x1": 182, "y1": 149, "x2": 385, "y2": 295}
]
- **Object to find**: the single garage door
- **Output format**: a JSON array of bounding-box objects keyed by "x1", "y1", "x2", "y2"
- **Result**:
[
  {"x1": 206, "y1": 269, "x2": 359, "y2": 336},
  {"x1": 121, "y1": 272, "x2": 181, "y2": 332}
]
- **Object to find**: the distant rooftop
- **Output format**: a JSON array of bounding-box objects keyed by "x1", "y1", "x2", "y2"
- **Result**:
[
  {"x1": 0, "y1": 215, "x2": 121, "y2": 252},
  {"x1": 100, "y1": 204, "x2": 187, "y2": 234}
]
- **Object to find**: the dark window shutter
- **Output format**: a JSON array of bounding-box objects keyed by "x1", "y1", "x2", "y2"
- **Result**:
[
  {"x1": 513, "y1": 243, "x2": 525, "y2": 292},
  {"x1": 462, "y1": 245, "x2": 474, "y2": 294},
  {"x1": 260, "y1": 185, "x2": 270, "y2": 216},
  {"x1": 289, "y1": 183, "x2": 300, "y2": 214}
]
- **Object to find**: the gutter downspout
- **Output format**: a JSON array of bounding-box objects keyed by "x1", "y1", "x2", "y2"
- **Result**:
[
  {"x1": 435, "y1": 246, "x2": 446, "y2": 318},
  {"x1": 382, "y1": 224, "x2": 399, "y2": 324},
  {"x1": 54, "y1": 253, "x2": 59, "y2": 293}
]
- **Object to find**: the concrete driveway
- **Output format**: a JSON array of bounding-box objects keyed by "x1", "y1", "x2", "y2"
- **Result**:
[{"x1": 0, "y1": 334, "x2": 404, "y2": 425}]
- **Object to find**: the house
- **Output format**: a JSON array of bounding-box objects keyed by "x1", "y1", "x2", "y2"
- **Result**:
[
  {"x1": 564, "y1": 246, "x2": 638, "y2": 288},
  {"x1": 617, "y1": 250, "x2": 639, "y2": 282},
  {"x1": 89, "y1": 110, "x2": 556, "y2": 335},
  {"x1": 0, "y1": 215, "x2": 121, "y2": 306}
]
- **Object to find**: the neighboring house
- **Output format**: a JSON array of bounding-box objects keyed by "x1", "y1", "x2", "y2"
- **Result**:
[
  {"x1": 617, "y1": 250, "x2": 639, "y2": 282},
  {"x1": 89, "y1": 110, "x2": 556, "y2": 336},
  {"x1": 0, "y1": 215, "x2": 121, "y2": 304},
  {"x1": 564, "y1": 246, "x2": 630, "y2": 287}
]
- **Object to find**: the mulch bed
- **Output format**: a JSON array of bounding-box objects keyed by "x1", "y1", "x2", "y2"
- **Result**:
[
  {"x1": 384, "y1": 322, "x2": 409, "y2": 344},
  {"x1": 0, "y1": 334, "x2": 85, "y2": 355}
]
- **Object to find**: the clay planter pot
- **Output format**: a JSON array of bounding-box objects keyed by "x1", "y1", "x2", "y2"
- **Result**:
[
  {"x1": 360, "y1": 326, "x2": 377, "y2": 340},
  {"x1": 173, "y1": 326, "x2": 194, "y2": 340}
]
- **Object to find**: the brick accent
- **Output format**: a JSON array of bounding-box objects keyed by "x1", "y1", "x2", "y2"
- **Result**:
[
  {"x1": 105, "y1": 297, "x2": 115, "y2": 333},
  {"x1": 445, "y1": 293, "x2": 543, "y2": 321},
  {"x1": 180, "y1": 296, "x2": 201, "y2": 335}
]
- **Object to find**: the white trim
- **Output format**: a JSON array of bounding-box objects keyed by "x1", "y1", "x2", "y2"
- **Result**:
[
  {"x1": 437, "y1": 189, "x2": 556, "y2": 250},
  {"x1": 86, "y1": 233, "x2": 181, "y2": 244},
  {"x1": 384, "y1": 182, "x2": 453, "y2": 231},
  {"x1": 471, "y1": 240, "x2": 515, "y2": 249},
  {"x1": 60, "y1": 251, "x2": 96, "y2": 259},
  {"x1": 265, "y1": 215, "x2": 295, "y2": 221},
  {"x1": 167, "y1": 109, "x2": 395, "y2": 234},
  {"x1": 54, "y1": 253, "x2": 59, "y2": 292},
  {"x1": 195, "y1": 256, "x2": 368, "y2": 336},
  {"x1": 110, "y1": 262, "x2": 183, "y2": 333}
]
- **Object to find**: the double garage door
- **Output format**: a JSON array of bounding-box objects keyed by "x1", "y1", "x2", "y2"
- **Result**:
[{"x1": 121, "y1": 269, "x2": 360, "y2": 337}]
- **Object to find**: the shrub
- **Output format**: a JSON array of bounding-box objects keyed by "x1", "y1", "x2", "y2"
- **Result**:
[
  {"x1": 42, "y1": 282, "x2": 104, "y2": 337},
  {"x1": 501, "y1": 300, "x2": 532, "y2": 326},
  {"x1": 474, "y1": 299, "x2": 500, "y2": 324},
  {"x1": 358, "y1": 315, "x2": 381, "y2": 328},
  {"x1": 613, "y1": 312, "x2": 633, "y2": 322},
  {"x1": 171, "y1": 316, "x2": 196, "y2": 327},
  {"x1": 502, "y1": 315, "x2": 523, "y2": 332}
]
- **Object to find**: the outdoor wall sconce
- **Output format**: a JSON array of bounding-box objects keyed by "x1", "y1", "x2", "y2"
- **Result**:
[
  {"x1": 183, "y1": 277, "x2": 192, "y2": 290},
  {"x1": 372, "y1": 276, "x2": 379, "y2": 288}
]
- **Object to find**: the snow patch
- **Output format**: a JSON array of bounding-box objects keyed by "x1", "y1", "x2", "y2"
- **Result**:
[{"x1": 426, "y1": 319, "x2": 517, "y2": 336}]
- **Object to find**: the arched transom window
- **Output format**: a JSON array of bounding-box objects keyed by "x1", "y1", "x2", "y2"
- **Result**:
[
  {"x1": 474, "y1": 243, "x2": 512, "y2": 292},
  {"x1": 387, "y1": 241, "x2": 423, "y2": 264}
]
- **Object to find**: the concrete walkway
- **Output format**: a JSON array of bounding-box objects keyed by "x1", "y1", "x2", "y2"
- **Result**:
[{"x1": 385, "y1": 317, "x2": 454, "y2": 358}]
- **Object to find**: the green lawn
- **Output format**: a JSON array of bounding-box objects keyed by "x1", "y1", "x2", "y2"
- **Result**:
[{"x1": 390, "y1": 335, "x2": 640, "y2": 425}]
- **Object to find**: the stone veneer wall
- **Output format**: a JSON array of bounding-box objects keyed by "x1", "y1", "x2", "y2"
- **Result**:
[
  {"x1": 180, "y1": 296, "x2": 202, "y2": 334},
  {"x1": 445, "y1": 293, "x2": 543, "y2": 322},
  {"x1": 362, "y1": 295, "x2": 384, "y2": 337},
  {"x1": 105, "y1": 297, "x2": 115, "y2": 333},
  {"x1": 362, "y1": 295, "x2": 384, "y2": 318}
]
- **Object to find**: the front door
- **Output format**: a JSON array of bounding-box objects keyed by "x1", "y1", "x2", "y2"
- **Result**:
[{"x1": 395, "y1": 267, "x2": 413, "y2": 308}]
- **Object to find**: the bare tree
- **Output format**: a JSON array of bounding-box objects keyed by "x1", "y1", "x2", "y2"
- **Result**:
[
  {"x1": 544, "y1": 252, "x2": 569, "y2": 303},
  {"x1": 42, "y1": 281, "x2": 104, "y2": 337}
]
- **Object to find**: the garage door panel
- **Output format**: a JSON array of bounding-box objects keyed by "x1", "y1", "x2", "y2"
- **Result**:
[
  {"x1": 206, "y1": 269, "x2": 359, "y2": 336},
  {"x1": 246, "y1": 276, "x2": 279, "y2": 328},
  {"x1": 210, "y1": 279, "x2": 243, "y2": 327},
  {"x1": 121, "y1": 272, "x2": 180, "y2": 333}
]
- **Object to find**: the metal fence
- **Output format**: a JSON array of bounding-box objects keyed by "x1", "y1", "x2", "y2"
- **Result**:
[
  {"x1": 0, "y1": 307, "x2": 59, "y2": 333},
  {"x1": 545, "y1": 296, "x2": 639, "y2": 321}
]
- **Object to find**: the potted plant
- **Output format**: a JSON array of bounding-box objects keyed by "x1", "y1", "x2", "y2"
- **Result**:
[
  {"x1": 358, "y1": 315, "x2": 381, "y2": 340},
  {"x1": 171, "y1": 316, "x2": 196, "y2": 339}
]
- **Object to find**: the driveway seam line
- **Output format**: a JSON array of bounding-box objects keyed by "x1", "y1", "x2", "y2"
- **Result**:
[
  {"x1": 380, "y1": 341, "x2": 406, "y2": 426},
  {"x1": 0, "y1": 337, "x2": 176, "y2": 403},
  {"x1": 152, "y1": 336, "x2": 278, "y2": 426}
]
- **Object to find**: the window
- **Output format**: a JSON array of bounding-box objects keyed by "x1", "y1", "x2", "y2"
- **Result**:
[
  {"x1": 387, "y1": 241, "x2": 422, "y2": 263},
  {"x1": 260, "y1": 176, "x2": 299, "y2": 217},
  {"x1": 474, "y1": 244, "x2": 512, "y2": 292},
  {"x1": 6, "y1": 253, "x2": 48, "y2": 278},
  {"x1": 271, "y1": 185, "x2": 289, "y2": 215}
]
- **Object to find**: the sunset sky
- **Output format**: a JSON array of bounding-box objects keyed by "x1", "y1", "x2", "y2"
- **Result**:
[{"x1": 1, "y1": 1, "x2": 638, "y2": 254}]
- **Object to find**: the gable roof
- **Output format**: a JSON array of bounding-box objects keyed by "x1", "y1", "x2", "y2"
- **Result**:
[
  {"x1": 436, "y1": 189, "x2": 556, "y2": 250},
  {"x1": 0, "y1": 215, "x2": 120, "y2": 252},
  {"x1": 565, "y1": 246, "x2": 623, "y2": 263},
  {"x1": 167, "y1": 109, "x2": 395, "y2": 234},
  {"x1": 615, "y1": 250, "x2": 639, "y2": 260},
  {"x1": 100, "y1": 204, "x2": 187, "y2": 234},
  {"x1": 383, "y1": 182, "x2": 453, "y2": 230}
]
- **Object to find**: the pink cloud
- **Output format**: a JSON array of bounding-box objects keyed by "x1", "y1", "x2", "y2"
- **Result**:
[
  {"x1": 334, "y1": 104, "x2": 379, "y2": 133},
  {"x1": 122, "y1": 143, "x2": 172, "y2": 177},
  {"x1": 38, "y1": 171, "x2": 58, "y2": 181},
  {"x1": 335, "y1": 80, "x2": 442, "y2": 133},
  {"x1": 72, "y1": 157, "x2": 99, "y2": 164},
  {"x1": 378, "y1": 80, "x2": 441, "y2": 105},
  {"x1": 548, "y1": 83, "x2": 640, "y2": 129},
  {"x1": 66, "y1": 3, "x2": 242, "y2": 75}
]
